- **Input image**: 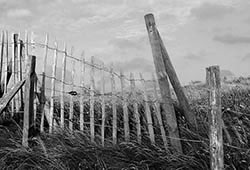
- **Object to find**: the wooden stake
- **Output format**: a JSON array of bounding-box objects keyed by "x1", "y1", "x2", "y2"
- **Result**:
[
  {"x1": 69, "y1": 47, "x2": 75, "y2": 131},
  {"x1": 49, "y1": 41, "x2": 58, "y2": 133},
  {"x1": 22, "y1": 55, "x2": 36, "y2": 147},
  {"x1": 144, "y1": 13, "x2": 197, "y2": 130},
  {"x1": 79, "y1": 51, "x2": 85, "y2": 131},
  {"x1": 206, "y1": 66, "x2": 224, "y2": 170},
  {"x1": 0, "y1": 31, "x2": 4, "y2": 93},
  {"x1": 101, "y1": 62, "x2": 106, "y2": 146},
  {"x1": 18, "y1": 40, "x2": 24, "y2": 110},
  {"x1": 120, "y1": 70, "x2": 129, "y2": 142},
  {"x1": 130, "y1": 73, "x2": 141, "y2": 144},
  {"x1": 140, "y1": 73, "x2": 155, "y2": 144},
  {"x1": 4, "y1": 31, "x2": 8, "y2": 95},
  {"x1": 90, "y1": 56, "x2": 95, "y2": 142},
  {"x1": 152, "y1": 73, "x2": 168, "y2": 150},
  {"x1": 110, "y1": 64, "x2": 117, "y2": 144},
  {"x1": 60, "y1": 42, "x2": 66, "y2": 129},
  {"x1": 40, "y1": 34, "x2": 49, "y2": 132}
]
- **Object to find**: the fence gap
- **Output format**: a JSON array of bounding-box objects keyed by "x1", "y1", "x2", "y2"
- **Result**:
[
  {"x1": 90, "y1": 56, "x2": 95, "y2": 142},
  {"x1": 110, "y1": 64, "x2": 117, "y2": 144},
  {"x1": 206, "y1": 66, "x2": 224, "y2": 170},
  {"x1": 130, "y1": 73, "x2": 141, "y2": 144},
  {"x1": 140, "y1": 73, "x2": 155, "y2": 145},
  {"x1": 101, "y1": 62, "x2": 106, "y2": 146},
  {"x1": 22, "y1": 55, "x2": 36, "y2": 147},
  {"x1": 120, "y1": 70, "x2": 129, "y2": 142},
  {"x1": 80, "y1": 51, "x2": 85, "y2": 131},
  {"x1": 49, "y1": 41, "x2": 58, "y2": 133}
]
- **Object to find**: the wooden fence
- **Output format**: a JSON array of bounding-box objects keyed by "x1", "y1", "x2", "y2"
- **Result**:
[{"x1": 0, "y1": 13, "x2": 225, "y2": 169}]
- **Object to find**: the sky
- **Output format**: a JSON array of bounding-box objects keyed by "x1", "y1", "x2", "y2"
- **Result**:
[{"x1": 0, "y1": 0, "x2": 250, "y2": 85}]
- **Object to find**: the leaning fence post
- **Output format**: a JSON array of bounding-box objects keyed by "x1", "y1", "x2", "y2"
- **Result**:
[
  {"x1": 140, "y1": 73, "x2": 155, "y2": 145},
  {"x1": 4, "y1": 31, "x2": 9, "y2": 95},
  {"x1": 206, "y1": 66, "x2": 224, "y2": 170},
  {"x1": 120, "y1": 70, "x2": 129, "y2": 142},
  {"x1": 49, "y1": 41, "x2": 58, "y2": 133},
  {"x1": 22, "y1": 55, "x2": 36, "y2": 147},
  {"x1": 0, "y1": 31, "x2": 4, "y2": 92},
  {"x1": 144, "y1": 13, "x2": 197, "y2": 130}
]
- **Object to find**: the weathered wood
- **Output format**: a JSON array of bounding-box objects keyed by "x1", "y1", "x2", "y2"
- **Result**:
[
  {"x1": 144, "y1": 13, "x2": 197, "y2": 130},
  {"x1": 130, "y1": 73, "x2": 141, "y2": 144},
  {"x1": 4, "y1": 31, "x2": 9, "y2": 95},
  {"x1": 69, "y1": 47, "x2": 75, "y2": 131},
  {"x1": 90, "y1": 56, "x2": 95, "y2": 142},
  {"x1": 101, "y1": 62, "x2": 106, "y2": 146},
  {"x1": 18, "y1": 40, "x2": 24, "y2": 110},
  {"x1": 60, "y1": 42, "x2": 66, "y2": 129},
  {"x1": 22, "y1": 55, "x2": 36, "y2": 147},
  {"x1": 152, "y1": 73, "x2": 168, "y2": 150},
  {"x1": 206, "y1": 66, "x2": 224, "y2": 170},
  {"x1": 79, "y1": 51, "x2": 85, "y2": 131},
  {"x1": 49, "y1": 42, "x2": 58, "y2": 133},
  {"x1": 140, "y1": 73, "x2": 155, "y2": 144},
  {"x1": 0, "y1": 31, "x2": 4, "y2": 92},
  {"x1": 0, "y1": 79, "x2": 26, "y2": 114},
  {"x1": 11, "y1": 33, "x2": 17, "y2": 114},
  {"x1": 120, "y1": 70, "x2": 129, "y2": 142},
  {"x1": 40, "y1": 34, "x2": 49, "y2": 132},
  {"x1": 110, "y1": 64, "x2": 117, "y2": 144}
]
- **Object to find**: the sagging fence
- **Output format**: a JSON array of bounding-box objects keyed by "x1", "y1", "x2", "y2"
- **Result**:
[{"x1": 0, "y1": 13, "x2": 231, "y2": 169}]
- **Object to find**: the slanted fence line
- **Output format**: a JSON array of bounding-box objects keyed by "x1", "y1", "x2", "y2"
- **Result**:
[{"x1": 0, "y1": 13, "x2": 230, "y2": 169}]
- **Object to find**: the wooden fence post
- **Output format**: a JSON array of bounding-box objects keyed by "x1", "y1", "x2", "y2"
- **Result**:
[
  {"x1": 90, "y1": 56, "x2": 95, "y2": 142},
  {"x1": 18, "y1": 39, "x2": 24, "y2": 110},
  {"x1": 80, "y1": 51, "x2": 85, "y2": 131},
  {"x1": 101, "y1": 62, "x2": 106, "y2": 146},
  {"x1": 22, "y1": 55, "x2": 36, "y2": 147},
  {"x1": 40, "y1": 34, "x2": 49, "y2": 132},
  {"x1": 49, "y1": 41, "x2": 58, "y2": 133},
  {"x1": 152, "y1": 73, "x2": 169, "y2": 150},
  {"x1": 69, "y1": 47, "x2": 75, "y2": 131},
  {"x1": 0, "y1": 31, "x2": 4, "y2": 92},
  {"x1": 4, "y1": 31, "x2": 9, "y2": 95},
  {"x1": 60, "y1": 42, "x2": 66, "y2": 129},
  {"x1": 140, "y1": 73, "x2": 155, "y2": 145},
  {"x1": 11, "y1": 33, "x2": 17, "y2": 114},
  {"x1": 144, "y1": 13, "x2": 197, "y2": 130},
  {"x1": 120, "y1": 70, "x2": 129, "y2": 142},
  {"x1": 206, "y1": 66, "x2": 224, "y2": 170},
  {"x1": 110, "y1": 64, "x2": 117, "y2": 144},
  {"x1": 130, "y1": 73, "x2": 141, "y2": 144}
]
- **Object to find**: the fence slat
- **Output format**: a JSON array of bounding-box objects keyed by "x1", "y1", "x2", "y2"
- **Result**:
[
  {"x1": 110, "y1": 64, "x2": 117, "y2": 144},
  {"x1": 80, "y1": 51, "x2": 85, "y2": 131},
  {"x1": 60, "y1": 42, "x2": 66, "y2": 129},
  {"x1": 11, "y1": 33, "x2": 17, "y2": 114},
  {"x1": 120, "y1": 70, "x2": 129, "y2": 142},
  {"x1": 101, "y1": 62, "x2": 106, "y2": 146},
  {"x1": 152, "y1": 73, "x2": 168, "y2": 150},
  {"x1": 49, "y1": 41, "x2": 58, "y2": 133},
  {"x1": 130, "y1": 73, "x2": 141, "y2": 144},
  {"x1": 40, "y1": 34, "x2": 49, "y2": 132},
  {"x1": 90, "y1": 56, "x2": 95, "y2": 142},
  {"x1": 4, "y1": 31, "x2": 8, "y2": 95},
  {"x1": 206, "y1": 66, "x2": 224, "y2": 170},
  {"x1": 18, "y1": 39, "x2": 24, "y2": 110},
  {"x1": 22, "y1": 55, "x2": 36, "y2": 147},
  {"x1": 69, "y1": 47, "x2": 75, "y2": 131},
  {"x1": 140, "y1": 73, "x2": 155, "y2": 144}
]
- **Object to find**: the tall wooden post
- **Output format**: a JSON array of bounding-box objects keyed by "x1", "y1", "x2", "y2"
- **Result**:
[
  {"x1": 90, "y1": 56, "x2": 95, "y2": 142},
  {"x1": 69, "y1": 47, "x2": 75, "y2": 131},
  {"x1": 110, "y1": 64, "x2": 117, "y2": 144},
  {"x1": 0, "y1": 31, "x2": 4, "y2": 91},
  {"x1": 144, "y1": 14, "x2": 183, "y2": 152},
  {"x1": 101, "y1": 62, "x2": 106, "y2": 146},
  {"x1": 206, "y1": 66, "x2": 224, "y2": 170},
  {"x1": 144, "y1": 13, "x2": 197, "y2": 130},
  {"x1": 22, "y1": 55, "x2": 36, "y2": 147}
]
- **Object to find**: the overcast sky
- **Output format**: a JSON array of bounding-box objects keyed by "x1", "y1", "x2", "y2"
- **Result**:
[{"x1": 1, "y1": 0, "x2": 249, "y2": 85}]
